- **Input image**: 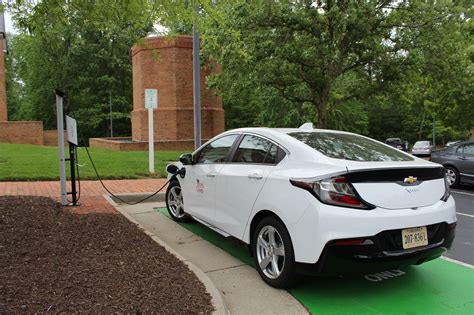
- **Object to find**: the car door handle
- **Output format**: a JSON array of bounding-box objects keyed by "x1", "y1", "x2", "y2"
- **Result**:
[
  {"x1": 457, "y1": 156, "x2": 467, "y2": 160},
  {"x1": 206, "y1": 172, "x2": 216, "y2": 178},
  {"x1": 248, "y1": 172, "x2": 263, "y2": 179}
]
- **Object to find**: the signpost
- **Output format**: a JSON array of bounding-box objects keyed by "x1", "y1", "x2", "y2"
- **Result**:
[
  {"x1": 192, "y1": 21, "x2": 202, "y2": 149},
  {"x1": 145, "y1": 89, "x2": 158, "y2": 173}
]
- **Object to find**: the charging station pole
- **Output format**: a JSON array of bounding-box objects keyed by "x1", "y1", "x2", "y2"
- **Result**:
[
  {"x1": 55, "y1": 90, "x2": 68, "y2": 206},
  {"x1": 148, "y1": 106, "x2": 154, "y2": 174}
]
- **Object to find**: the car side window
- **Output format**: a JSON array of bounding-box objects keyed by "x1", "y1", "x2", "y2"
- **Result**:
[
  {"x1": 232, "y1": 135, "x2": 279, "y2": 164},
  {"x1": 195, "y1": 134, "x2": 239, "y2": 164},
  {"x1": 463, "y1": 144, "x2": 474, "y2": 156},
  {"x1": 456, "y1": 145, "x2": 464, "y2": 155}
]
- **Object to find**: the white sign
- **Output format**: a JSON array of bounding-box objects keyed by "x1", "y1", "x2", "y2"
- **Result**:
[
  {"x1": 145, "y1": 89, "x2": 158, "y2": 109},
  {"x1": 66, "y1": 115, "x2": 78, "y2": 145}
]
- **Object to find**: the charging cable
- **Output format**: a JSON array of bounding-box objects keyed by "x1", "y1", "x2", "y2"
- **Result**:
[
  {"x1": 64, "y1": 94, "x2": 174, "y2": 206},
  {"x1": 80, "y1": 139, "x2": 175, "y2": 205}
]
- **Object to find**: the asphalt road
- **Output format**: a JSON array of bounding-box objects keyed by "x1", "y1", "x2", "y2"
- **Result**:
[{"x1": 444, "y1": 185, "x2": 474, "y2": 265}]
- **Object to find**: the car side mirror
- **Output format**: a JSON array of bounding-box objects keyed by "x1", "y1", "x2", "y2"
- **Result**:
[
  {"x1": 166, "y1": 164, "x2": 179, "y2": 175},
  {"x1": 179, "y1": 153, "x2": 194, "y2": 165}
]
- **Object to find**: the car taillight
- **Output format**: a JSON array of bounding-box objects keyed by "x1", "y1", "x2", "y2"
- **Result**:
[
  {"x1": 290, "y1": 175, "x2": 374, "y2": 210},
  {"x1": 441, "y1": 170, "x2": 450, "y2": 201}
]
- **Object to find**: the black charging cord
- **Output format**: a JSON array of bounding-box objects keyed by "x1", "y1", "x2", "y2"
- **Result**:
[
  {"x1": 61, "y1": 91, "x2": 173, "y2": 206},
  {"x1": 75, "y1": 146, "x2": 81, "y2": 203},
  {"x1": 80, "y1": 136, "x2": 174, "y2": 205}
]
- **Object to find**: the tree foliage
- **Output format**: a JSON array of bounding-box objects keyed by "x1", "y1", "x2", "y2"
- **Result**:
[
  {"x1": 3, "y1": 0, "x2": 473, "y2": 146},
  {"x1": 5, "y1": 0, "x2": 155, "y2": 140},
  {"x1": 195, "y1": 0, "x2": 472, "y2": 142}
]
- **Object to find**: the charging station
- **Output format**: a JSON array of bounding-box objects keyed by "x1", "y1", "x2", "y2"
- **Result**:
[
  {"x1": 66, "y1": 115, "x2": 79, "y2": 206},
  {"x1": 55, "y1": 89, "x2": 79, "y2": 206}
]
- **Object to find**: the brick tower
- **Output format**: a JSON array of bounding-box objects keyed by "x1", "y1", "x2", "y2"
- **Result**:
[
  {"x1": 0, "y1": 39, "x2": 7, "y2": 121},
  {"x1": 131, "y1": 36, "x2": 224, "y2": 145}
]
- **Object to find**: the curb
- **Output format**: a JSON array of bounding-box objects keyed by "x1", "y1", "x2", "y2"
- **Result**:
[
  {"x1": 109, "y1": 192, "x2": 166, "y2": 204},
  {"x1": 103, "y1": 194, "x2": 228, "y2": 315}
]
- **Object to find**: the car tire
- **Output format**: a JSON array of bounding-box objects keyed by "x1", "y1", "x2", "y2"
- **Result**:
[
  {"x1": 445, "y1": 166, "x2": 460, "y2": 188},
  {"x1": 252, "y1": 216, "x2": 296, "y2": 288},
  {"x1": 166, "y1": 180, "x2": 191, "y2": 222}
]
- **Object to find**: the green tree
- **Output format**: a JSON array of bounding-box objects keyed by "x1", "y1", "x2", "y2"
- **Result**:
[
  {"x1": 196, "y1": 1, "x2": 463, "y2": 129},
  {"x1": 6, "y1": 0, "x2": 155, "y2": 140}
]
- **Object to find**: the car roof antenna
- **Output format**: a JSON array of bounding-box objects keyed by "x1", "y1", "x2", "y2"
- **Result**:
[{"x1": 299, "y1": 122, "x2": 314, "y2": 130}]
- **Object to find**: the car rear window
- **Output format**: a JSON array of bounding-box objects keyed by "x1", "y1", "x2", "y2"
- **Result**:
[
  {"x1": 414, "y1": 141, "x2": 430, "y2": 148},
  {"x1": 288, "y1": 132, "x2": 414, "y2": 161}
]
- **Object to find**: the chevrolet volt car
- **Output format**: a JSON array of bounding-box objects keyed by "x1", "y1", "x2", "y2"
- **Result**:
[{"x1": 166, "y1": 124, "x2": 456, "y2": 288}]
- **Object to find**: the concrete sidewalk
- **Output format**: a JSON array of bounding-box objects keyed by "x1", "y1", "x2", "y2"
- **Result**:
[{"x1": 115, "y1": 201, "x2": 308, "y2": 315}]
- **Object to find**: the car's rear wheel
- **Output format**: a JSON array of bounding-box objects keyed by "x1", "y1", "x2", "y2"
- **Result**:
[
  {"x1": 252, "y1": 216, "x2": 296, "y2": 288},
  {"x1": 445, "y1": 166, "x2": 460, "y2": 188},
  {"x1": 166, "y1": 181, "x2": 191, "y2": 222}
]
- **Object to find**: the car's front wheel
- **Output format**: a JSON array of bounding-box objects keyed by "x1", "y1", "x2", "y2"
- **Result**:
[
  {"x1": 445, "y1": 166, "x2": 460, "y2": 188},
  {"x1": 252, "y1": 216, "x2": 296, "y2": 288},
  {"x1": 166, "y1": 180, "x2": 191, "y2": 222}
]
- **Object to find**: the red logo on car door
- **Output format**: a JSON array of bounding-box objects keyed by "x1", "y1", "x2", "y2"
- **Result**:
[{"x1": 196, "y1": 179, "x2": 204, "y2": 193}]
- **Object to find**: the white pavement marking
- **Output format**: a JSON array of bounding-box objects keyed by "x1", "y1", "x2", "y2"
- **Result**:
[
  {"x1": 441, "y1": 256, "x2": 474, "y2": 269},
  {"x1": 457, "y1": 212, "x2": 474, "y2": 218},
  {"x1": 452, "y1": 190, "x2": 474, "y2": 197}
]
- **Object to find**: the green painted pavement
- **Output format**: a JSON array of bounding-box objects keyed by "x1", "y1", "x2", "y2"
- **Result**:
[{"x1": 156, "y1": 208, "x2": 474, "y2": 315}]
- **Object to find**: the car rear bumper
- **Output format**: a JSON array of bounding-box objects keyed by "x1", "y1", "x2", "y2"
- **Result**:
[
  {"x1": 295, "y1": 222, "x2": 456, "y2": 275},
  {"x1": 411, "y1": 151, "x2": 431, "y2": 157}
]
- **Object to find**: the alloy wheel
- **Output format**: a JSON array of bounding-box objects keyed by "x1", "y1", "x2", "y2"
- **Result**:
[
  {"x1": 256, "y1": 225, "x2": 285, "y2": 279},
  {"x1": 446, "y1": 168, "x2": 456, "y2": 186},
  {"x1": 167, "y1": 186, "x2": 185, "y2": 218}
]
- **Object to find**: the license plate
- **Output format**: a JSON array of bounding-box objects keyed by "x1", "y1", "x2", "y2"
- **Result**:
[{"x1": 401, "y1": 226, "x2": 428, "y2": 249}]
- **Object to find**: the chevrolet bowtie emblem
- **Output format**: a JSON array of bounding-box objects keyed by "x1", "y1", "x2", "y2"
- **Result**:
[{"x1": 404, "y1": 176, "x2": 418, "y2": 184}]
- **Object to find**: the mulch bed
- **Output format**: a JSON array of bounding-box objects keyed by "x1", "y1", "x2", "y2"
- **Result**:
[{"x1": 0, "y1": 196, "x2": 213, "y2": 314}]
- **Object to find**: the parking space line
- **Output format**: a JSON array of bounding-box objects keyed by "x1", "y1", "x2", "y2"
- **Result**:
[
  {"x1": 457, "y1": 212, "x2": 474, "y2": 218},
  {"x1": 156, "y1": 207, "x2": 474, "y2": 314},
  {"x1": 441, "y1": 256, "x2": 474, "y2": 269},
  {"x1": 452, "y1": 190, "x2": 474, "y2": 196}
]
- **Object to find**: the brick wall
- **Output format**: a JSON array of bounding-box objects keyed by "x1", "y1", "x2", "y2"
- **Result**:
[
  {"x1": 0, "y1": 121, "x2": 67, "y2": 146},
  {"x1": 0, "y1": 121, "x2": 44, "y2": 145},
  {"x1": 43, "y1": 130, "x2": 68, "y2": 146},
  {"x1": 89, "y1": 137, "x2": 202, "y2": 151}
]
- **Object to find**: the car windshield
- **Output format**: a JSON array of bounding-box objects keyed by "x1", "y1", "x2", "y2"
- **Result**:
[
  {"x1": 414, "y1": 141, "x2": 430, "y2": 148},
  {"x1": 288, "y1": 132, "x2": 414, "y2": 161}
]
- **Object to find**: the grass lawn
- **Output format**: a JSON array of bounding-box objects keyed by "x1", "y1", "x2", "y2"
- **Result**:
[{"x1": 0, "y1": 143, "x2": 183, "y2": 181}]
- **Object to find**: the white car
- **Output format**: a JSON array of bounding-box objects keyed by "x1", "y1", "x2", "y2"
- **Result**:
[
  {"x1": 166, "y1": 124, "x2": 456, "y2": 288},
  {"x1": 411, "y1": 140, "x2": 433, "y2": 157}
]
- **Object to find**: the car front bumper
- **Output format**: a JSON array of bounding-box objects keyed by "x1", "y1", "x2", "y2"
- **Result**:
[{"x1": 296, "y1": 222, "x2": 456, "y2": 275}]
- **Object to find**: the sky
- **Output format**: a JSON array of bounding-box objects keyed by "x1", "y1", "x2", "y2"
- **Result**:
[
  {"x1": 4, "y1": 11, "x2": 16, "y2": 34},
  {"x1": 3, "y1": 10, "x2": 166, "y2": 36}
]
